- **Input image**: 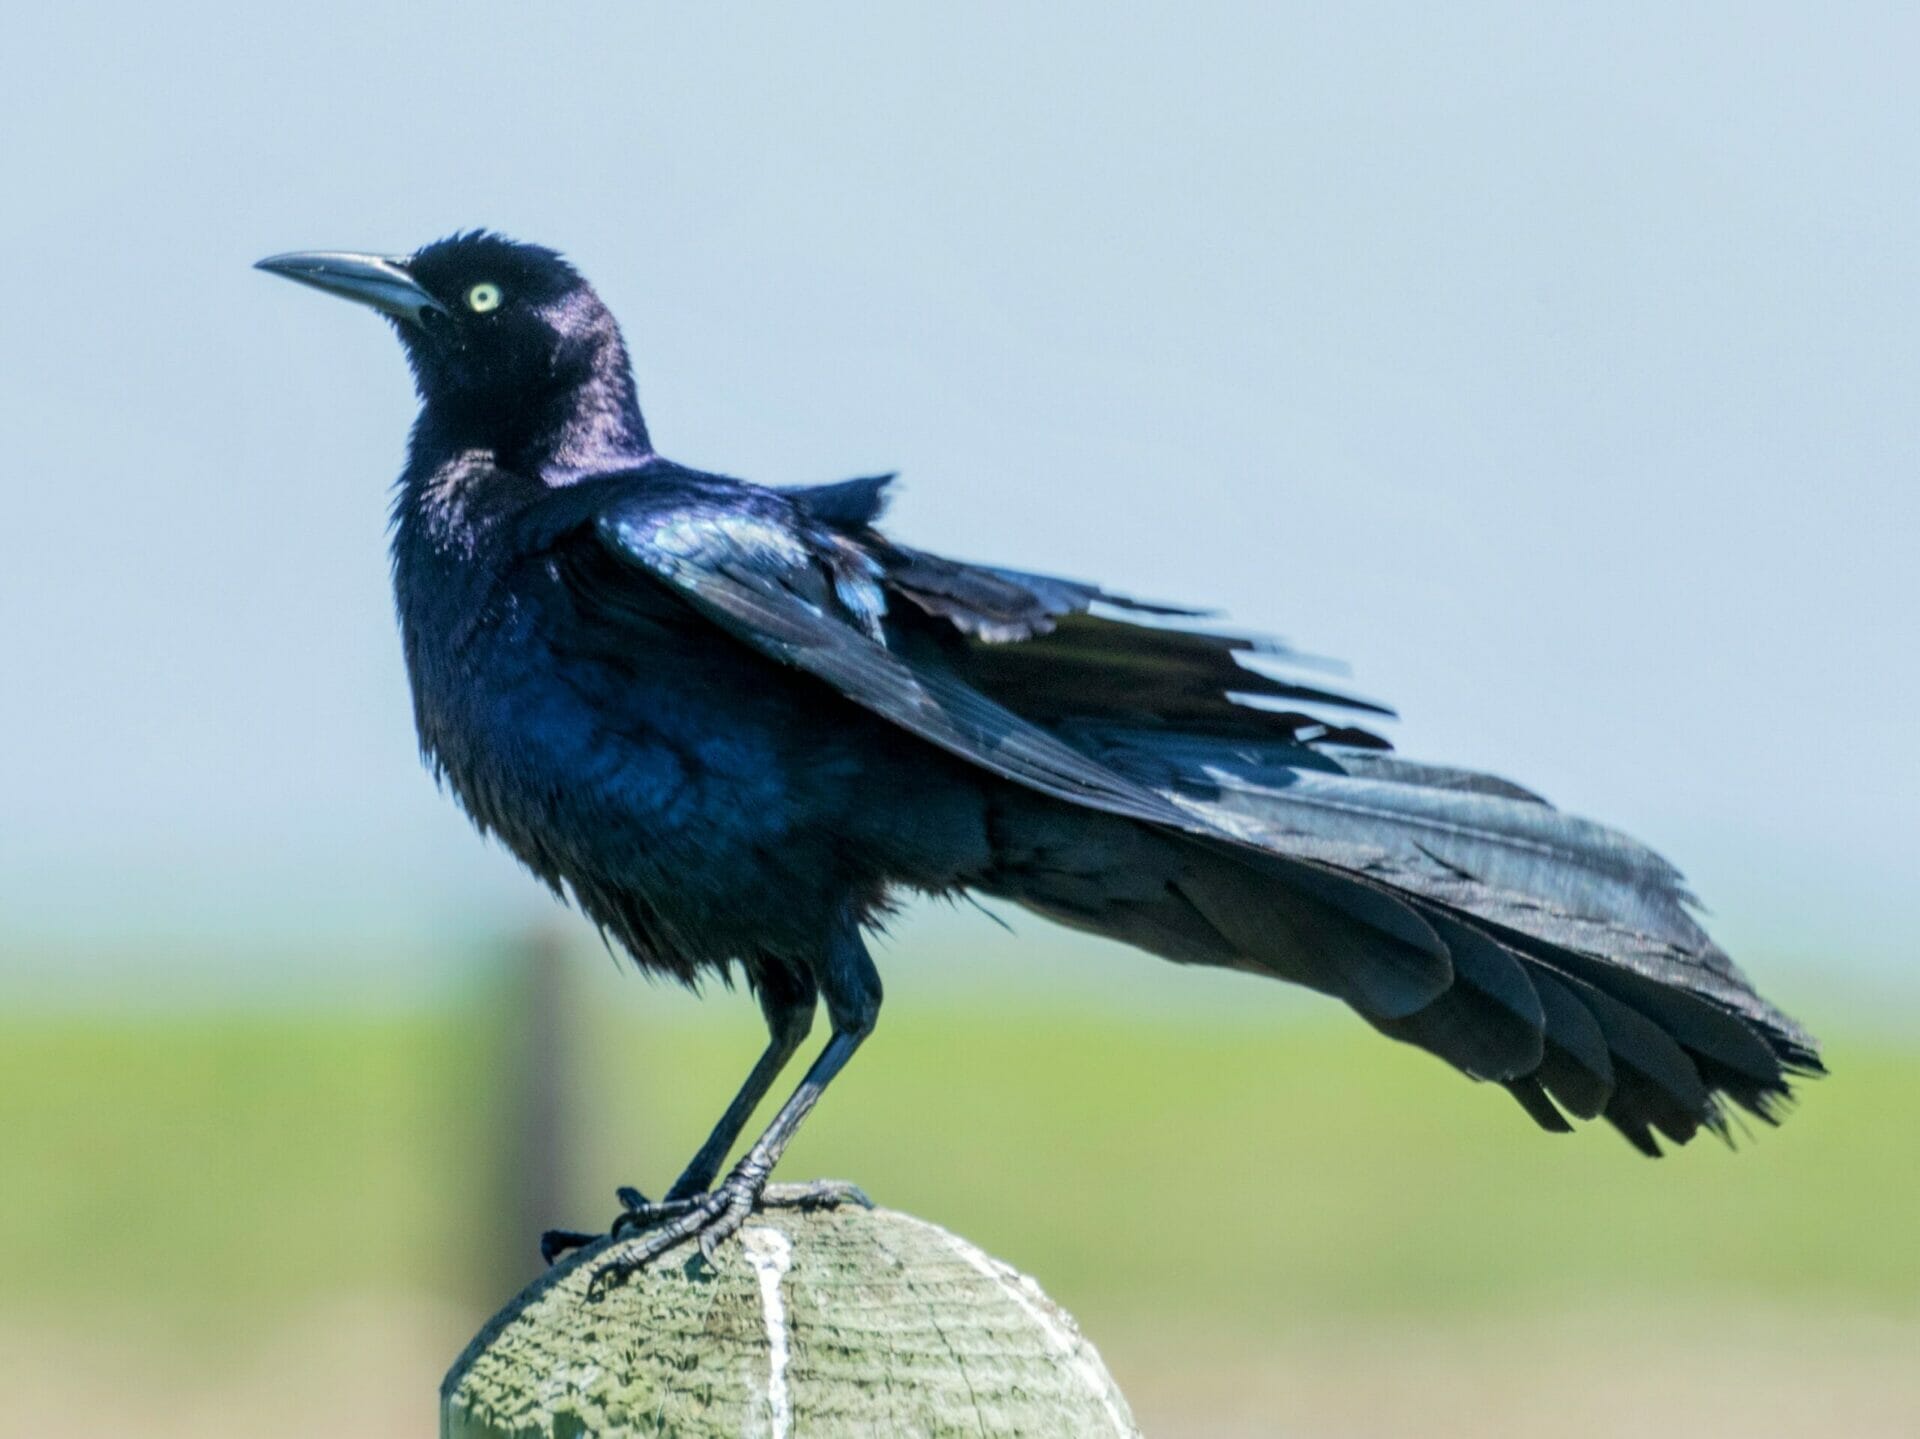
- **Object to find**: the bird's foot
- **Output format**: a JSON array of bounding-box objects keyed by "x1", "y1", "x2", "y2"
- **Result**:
[
  {"x1": 587, "y1": 1165, "x2": 765, "y2": 1297},
  {"x1": 611, "y1": 1185, "x2": 703, "y2": 1231},
  {"x1": 581, "y1": 1174, "x2": 873, "y2": 1297},
  {"x1": 540, "y1": 1178, "x2": 872, "y2": 1270},
  {"x1": 608, "y1": 1177, "x2": 870, "y2": 1235},
  {"x1": 755, "y1": 1178, "x2": 873, "y2": 1212},
  {"x1": 538, "y1": 1185, "x2": 693, "y2": 1265}
]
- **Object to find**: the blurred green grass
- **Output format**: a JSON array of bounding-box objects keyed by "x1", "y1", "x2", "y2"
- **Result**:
[
  {"x1": 597, "y1": 995, "x2": 1918, "y2": 1330},
  {"x1": 1, "y1": 1012, "x2": 490, "y2": 1324},
  {"x1": 8, "y1": 980, "x2": 1914, "y2": 1346}
]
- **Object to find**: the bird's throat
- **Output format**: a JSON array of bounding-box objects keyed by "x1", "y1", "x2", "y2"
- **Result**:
[{"x1": 418, "y1": 342, "x2": 652, "y2": 484}]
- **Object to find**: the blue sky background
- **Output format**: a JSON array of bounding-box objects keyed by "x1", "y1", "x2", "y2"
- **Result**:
[{"x1": 3, "y1": 5, "x2": 1914, "y2": 997}]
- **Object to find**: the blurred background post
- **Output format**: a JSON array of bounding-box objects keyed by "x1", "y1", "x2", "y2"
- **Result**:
[
  {"x1": 4, "y1": 5, "x2": 1917, "y2": 1437},
  {"x1": 488, "y1": 924, "x2": 576, "y2": 1296}
]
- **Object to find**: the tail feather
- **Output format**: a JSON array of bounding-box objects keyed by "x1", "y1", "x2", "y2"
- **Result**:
[
  {"x1": 1539, "y1": 963, "x2": 1716, "y2": 1146},
  {"x1": 1546, "y1": 948, "x2": 1790, "y2": 1088},
  {"x1": 1172, "y1": 857, "x2": 1452, "y2": 1021},
  {"x1": 995, "y1": 725, "x2": 1820, "y2": 1154},
  {"x1": 987, "y1": 806, "x2": 1453, "y2": 1020},
  {"x1": 1525, "y1": 967, "x2": 1615, "y2": 1119},
  {"x1": 1692, "y1": 1055, "x2": 1798, "y2": 1128},
  {"x1": 1505, "y1": 1077, "x2": 1577, "y2": 1133},
  {"x1": 1087, "y1": 727, "x2": 1714, "y2": 955},
  {"x1": 1372, "y1": 913, "x2": 1543, "y2": 1081}
]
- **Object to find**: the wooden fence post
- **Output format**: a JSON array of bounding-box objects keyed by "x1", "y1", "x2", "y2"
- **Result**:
[{"x1": 442, "y1": 1199, "x2": 1139, "y2": 1437}]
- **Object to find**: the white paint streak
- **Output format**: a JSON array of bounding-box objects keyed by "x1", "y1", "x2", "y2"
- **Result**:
[
  {"x1": 921, "y1": 1218, "x2": 1134, "y2": 1437},
  {"x1": 741, "y1": 1226, "x2": 795, "y2": 1439}
]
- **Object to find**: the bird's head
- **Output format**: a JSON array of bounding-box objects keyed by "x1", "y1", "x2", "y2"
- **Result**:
[{"x1": 257, "y1": 231, "x2": 650, "y2": 474}]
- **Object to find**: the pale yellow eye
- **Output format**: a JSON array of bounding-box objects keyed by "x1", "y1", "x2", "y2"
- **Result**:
[{"x1": 466, "y1": 282, "x2": 502, "y2": 313}]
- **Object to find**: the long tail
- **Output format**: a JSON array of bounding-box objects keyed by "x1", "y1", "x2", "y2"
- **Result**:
[{"x1": 986, "y1": 729, "x2": 1821, "y2": 1153}]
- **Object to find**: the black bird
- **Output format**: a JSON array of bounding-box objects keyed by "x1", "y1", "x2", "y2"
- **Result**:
[{"x1": 259, "y1": 233, "x2": 1821, "y2": 1287}]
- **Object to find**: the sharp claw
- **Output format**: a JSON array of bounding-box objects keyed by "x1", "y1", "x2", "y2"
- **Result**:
[
  {"x1": 612, "y1": 1194, "x2": 702, "y2": 1237},
  {"x1": 586, "y1": 1262, "x2": 624, "y2": 1302},
  {"x1": 761, "y1": 1179, "x2": 872, "y2": 1211},
  {"x1": 615, "y1": 1185, "x2": 652, "y2": 1210}
]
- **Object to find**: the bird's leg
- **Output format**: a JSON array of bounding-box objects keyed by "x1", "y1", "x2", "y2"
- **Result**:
[
  {"x1": 588, "y1": 925, "x2": 880, "y2": 1295},
  {"x1": 661, "y1": 976, "x2": 816, "y2": 1204},
  {"x1": 541, "y1": 970, "x2": 815, "y2": 1264},
  {"x1": 588, "y1": 1027, "x2": 871, "y2": 1292}
]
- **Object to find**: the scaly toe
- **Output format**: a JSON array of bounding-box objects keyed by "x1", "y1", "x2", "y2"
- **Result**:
[
  {"x1": 589, "y1": 1190, "x2": 735, "y2": 1296},
  {"x1": 760, "y1": 1179, "x2": 873, "y2": 1211},
  {"x1": 609, "y1": 1194, "x2": 703, "y2": 1239}
]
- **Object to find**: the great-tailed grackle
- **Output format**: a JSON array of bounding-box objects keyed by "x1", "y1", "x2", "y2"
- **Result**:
[{"x1": 259, "y1": 233, "x2": 1821, "y2": 1289}]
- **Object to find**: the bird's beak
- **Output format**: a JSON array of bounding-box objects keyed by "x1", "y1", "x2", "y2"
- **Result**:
[{"x1": 254, "y1": 250, "x2": 449, "y2": 323}]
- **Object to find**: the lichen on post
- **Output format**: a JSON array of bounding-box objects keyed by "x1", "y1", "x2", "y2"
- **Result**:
[{"x1": 442, "y1": 1198, "x2": 1139, "y2": 1438}]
